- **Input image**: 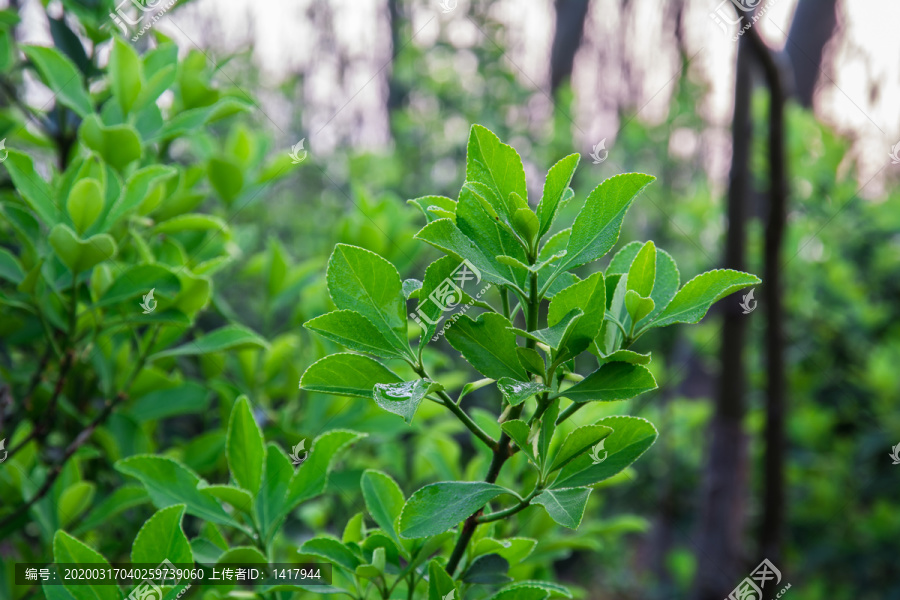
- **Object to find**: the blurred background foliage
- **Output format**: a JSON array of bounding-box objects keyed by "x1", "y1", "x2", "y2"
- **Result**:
[{"x1": 0, "y1": 0, "x2": 898, "y2": 599}]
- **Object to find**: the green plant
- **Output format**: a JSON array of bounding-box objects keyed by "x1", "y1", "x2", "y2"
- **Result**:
[{"x1": 298, "y1": 125, "x2": 761, "y2": 598}]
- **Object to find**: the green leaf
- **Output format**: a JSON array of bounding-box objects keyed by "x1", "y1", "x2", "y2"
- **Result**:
[
  {"x1": 516, "y1": 347, "x2": 546, "y2": 378},
  {"x1": 49, "y1": 224, "x2": 117, "y2": 273},
  {"x1": 373, "y1": 379, "x2": 441, "y2": 424},
  {"x1": 0, "y1": 248, "x2": 24, "y2": 284},
  {"x1": 595, "y1": 349, "x2": 651, "y2": 365},
  {"x1": 284, "y1": 430, "x2": 366, "y2": 509},
  {"x1": 131, "y1": 505, "x2": 193, "y2": 565},
  {"x1": 428, "y1": 560, "x2": 457, "y2": 600},
  {"x1": 109, "y1": 37, "x2": 142, "y2": 115},
  {"x1": 197, "y1": 484, "x2": 253, "y2": 514},
  {"x1": 647, "y1": 269, "x2": 762, "y2": 329},
  {"x1": 538, "y1": 400, "x2": 560, "y2": 469},
  {"x1": 327, "y1": 244, "x2": 411, "y2": 359},
  {"x1": 305, "y1": 310, "x2": 405, "y2": 359},
  {"x1": 553, "y1": 416, "x2": 658, "y2": 488},
  {"x1": 399, "y1": 482, "x2": 517, "y2": 538},
  {"x1": 549, "y1": 425, "x2": 614, "y2": 472},
  {"x1": 466, "y1": 124, "x2": 527, "y2": 219},
  {"x1": 512, "y1": 207, "x2": 539, "y2": 241},
  {"x1": 510, "y1": 308, "x2": 583, "y2": 352},
  {"x1": 66, "y1": 178, "x2": 103, "y2": 234},
  {"x1": 626, "y1": 241, "x2": 656, "y2": 297},
  {"x1": 361, "y1": 470, "x2": 406, "y2": 551},
  {"x1": 22, "y1": 45, "x2": 92, "y2": 117},
  {"x1": 207, "y1": 156, "x2": 244, "y2": 203},
  {"x1": 532, "y1": 488, "x2": 592, "y2": 529},
  {"x1": 408, "y1": 195, "x2": 457, "y2": 223},
  {"x1": 491, "y1": 581, "x2": 572, "y2": 600},
  {"x1": 151, "y1": 325, "x2": 268, "y2": 360},
  {"x1": 473, "y1": 538, "x2": 537, "y2": 566},
  {"x1": 79, "y1": 115, "x2": 142, "y2": 171},
  {"x1": 300, "y1": 537, "x2": 361, "y2": 571},
  {"x1": 226, "y1": 396, "x2": 266, "y2": 494},
  {"x1": 58, "y1": 482, "x2": 96, "y2": 528},
  {"x1": 624, "y1": 290, "x2": 655, "y2": 324},
  {"x1": 75, "y1": 485, "x2": 149, "y2": 534},
  {"x1": 497, "y1": 378, "x2": 548, "y2": 407},
  {"x1": 537, "y1": 154, "x2": 580, "y2": 240},
  {"x1": 553, "y1": 362, "x2": 657, "y2": 403},
  {"x1": 102, "y1": 165, "x2": 177, "y2": 229},
  {"x1": 414, "y1": 218, "x2": 515, "y2": 287},
  {"x1": 607, "y1": 242, "x2": 679, "y2": 327},
  {"x1": 463, "y1": 554, "x2": 511, "y2": 585},
  {"x1": 445, "y1": 313, "x2": 528, "y2": 380},
  {"x1": 413, "y1": 255, "x2": 481, "y2": 343},
  {"x1": 3, "y1": 151, "x2": 60, "y2": 225},
  {"x1": 52, "y1": 531, "x2": 118, "y2": 600},
  {"x1": 97, "y1": 264, "x2": 181, "y2": 307},
  {"x1": 300, "y1": 353, "x2": 402, "y2": 399},
  {"x1": 256, "y1": 443, "x2": 294, "y2": 540},
  {"x1": 115, "y1": 455, "x2": 240, "y2": 528},
  {"x1": 153, "y1": 213, "x2": 227, "y2": 233},
  {"x1": 547, "y1": 272, "x2": 606, "y2": 348},
  {"x1": 457, "y1": 378, "x2": 496, "y2": 403},
  {"x1": 555, "y1": 173, "x2": 655, "y2": 275},
  {"x1": 501, "y1": 420, "x2": 537, "y2": 464}
]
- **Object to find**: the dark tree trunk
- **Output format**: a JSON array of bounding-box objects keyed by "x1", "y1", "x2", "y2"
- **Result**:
[
  {"x1": 749, "y1": 27, "x2": 789, "y2": 571},
  {"x1": 784, "y1": 0, "x2": 840, "y2": 107},
  {"x1": 386, "y1": 0, "x2": 406, "y2": 137},
  {"x1": 550, "y1": 0, "x2": 590, "y2": 94},
  {"x1": 692, "y1": 35, "x2": 753, "y2": 600}
]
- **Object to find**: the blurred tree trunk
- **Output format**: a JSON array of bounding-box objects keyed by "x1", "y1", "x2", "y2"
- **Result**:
[
  {"x1": 749, "y1": 28, "x2": 789, "y2": 571},
  {"x1": 386, "y1": 0, "x2": 407, "y2": 138},
  {"x1": 692, "y1": 35, "x2": 753, "y2": 600},
  {"x1": 550, "y1": 0, "x2": 590, "y2": 95},
  {"x1": 784, "y1": 0, "x2": 839, "y2": 107}
]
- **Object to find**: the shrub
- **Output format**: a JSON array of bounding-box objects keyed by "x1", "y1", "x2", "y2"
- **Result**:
[{"x1": 297, "y1": 125, "x2": 760, "y2": 598}]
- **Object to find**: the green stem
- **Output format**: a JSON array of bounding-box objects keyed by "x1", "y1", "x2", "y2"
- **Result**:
[
  {"x1": 414, "y1": 365, "x2": 498, "y2": 451},
  {"x1": 476, "y1": 488, "x2": 540, "y2": 523},
  {"x1": 501, "y1": 288, "x2": 511, "y2": 320},
  {"x1": 556, "y1": 402, "x2": 583, "y2": 425}
]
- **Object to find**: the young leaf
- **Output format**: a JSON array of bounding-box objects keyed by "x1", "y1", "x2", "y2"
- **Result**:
[
  {"x1": 79, "y1": 115, "x2": 143, "y2": 171},
  {"x1": 361, "y1": 470, "x2": 406, "y2": 551},
  {"x1": 646, "y1": 269, "x2": 762, "y2": 329},
  {"x1": 497, "y1": 378, "x2": 548, "y2": 407},
  {"x1": 131, "y1": 505, "x2": 193, "y2": 565},
  {"x1": 445, "y1": 313, "x2": 528, "y2": 380},
  {"x1": 109, "y1": 37, "x2": 143, "y2": 115},
  {"x1": 553, "y1": 416, "x2": 658, "y2": 488},
  {"x1": 428, "y1": 560, "x2": 457, "y2": 600},
  {"x1": 516, "y1": 347, "x2": 546, "y2": 378},
  {"x1": 399, "y1": 482, "x2": 518, "y2": 538},
  {"x1": 66, "y1": 179, "x2": 103, "y2": 234},
  {"x1": 624, "y1": 290, "x2": 655, "y2": 324},
  {"x1": 538, "y1": 400, "x2": 560, "y2": 470},
  {"x1": 415, "y1": 255, "x2": 479, "y2": 342},
  {"x1": 415, "y1": 218, "x2": 515, "y2": 287},
  {"x1": 305, "y1": 310, "x2": 407, "y2": 359},
  {"x1": 532, "y1": 487, "x2": 592, "y2": 529},
  {"x1": 226, "y1": 396, "x2": 266, "y2": 494},
  {"x1": 256, "y1": 443, "x2": 294, "y2": 540},
  {"x1": 299, "y1": 537, "x2": 361, "y2": 571},
  {"x1": 326, "y1": 244, "x2": 411, "y2": 358},
  {"x1": 554, "y1": 173, "x2": 655, "y2": 275},
  {"x1": 547, "y1": 271, "x2": 606, "y2": 347},
  {"x1": 373, "y1": 379, "x2": 441, "y2": 424},
  {"x1": 57, "y1": 482, "x2": 95, "y2": 529},
  {"x1": 626, "y1": 241, "x2": 656, "y2": 297},
  {"x1": 473, "y1": 538, "x2": 538, "y2": 565},
  {"x1": 48, "y1": 224, "x2": 117, "y2": 273},
  {"x1": 549, "y1": 424, "x2": 614, "y2": 472},
  {"x1": 509, "y1": 309, "x2": 583, "y2": 351},
  {"x1": 537, "y1": 154, "x2": 580, "y2": 238},
  {"x1": 553, "y1": 362, "x2": 657, "y2": 403},
  {"x1": 512, "y1": 206, "x2": 539, "y2": 242},
  {"x1": 501, "y1": 420, "x2": 538, "y2": 464},
  {"x1": 408, "y1": 195, "x2": 457, "y2": 223},
  {"x1": 465, "y1": 124, "x2": 527, "y2": 219},
  {"x1": 300, "y1": 353, "x2": 402, "y2": 399},
  {"x1": 198, "y1": 484, "x2": 253, "y2": 514}
]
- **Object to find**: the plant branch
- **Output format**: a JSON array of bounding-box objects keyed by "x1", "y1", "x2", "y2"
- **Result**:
[{"x1": 476, "y1": 488, "x2": 540, "y2": 523}]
